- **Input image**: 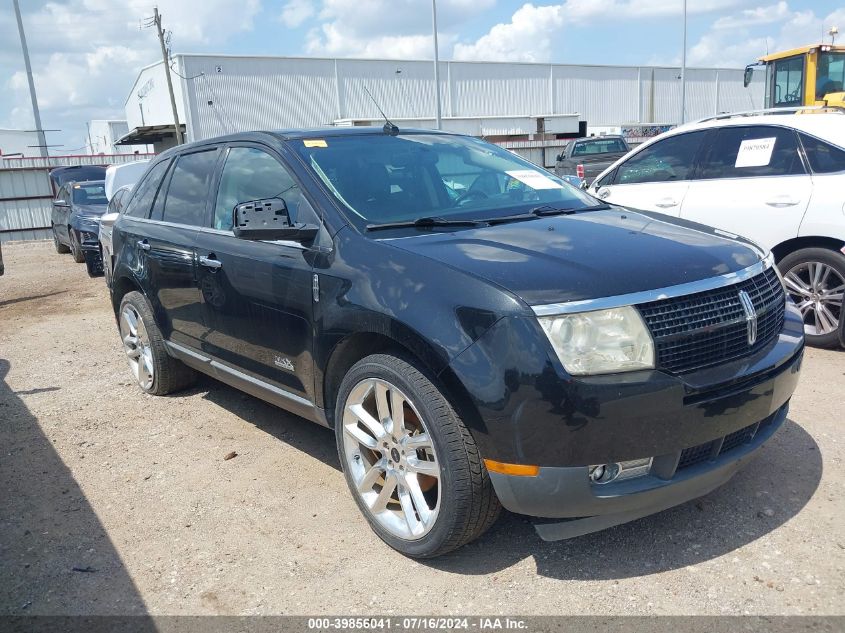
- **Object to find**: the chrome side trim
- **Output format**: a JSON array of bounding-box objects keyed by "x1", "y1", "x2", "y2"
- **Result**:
[
  {"x1": 165, "y1": 340, "x2": 314, "y2": 409},
  {"x1": 532, "y1": 254, "x2": 774, "y2": 317}
]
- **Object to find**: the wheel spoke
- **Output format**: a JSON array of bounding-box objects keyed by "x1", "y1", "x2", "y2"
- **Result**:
[
  {"x1": 348, "y1": 403, "x2": 386, "y2": 440},
  {"x1": 397, "y1": 481, "x2": 422, "y2": 535},
  {"x1": 405, "y1": 474, "x2": 433, "y2": 526},
  {"x1": 816, "y1": 304, "x2": 837, "y2": 333},
  {"x1": 357, "y1": 459, "x2": 386, "y2": 493},
  {"x1": 407, "y1": 456, "x2": 439, "y2": 477},
  {"x1": 390, "y1": 388, "x2": 405, "y2": 436},
  {"x1": 344, "y1": 422, "x2": 379, "y2": 450},
  {"x1": 784, "y1": 272, "x2": 811, "y2": 297},
  {"x1": 374, "y1": 381, "x2": 390, "y2": 425},
  {"x1": 370, "y1": 474, "x2": 397, "y2": 513},
  {"x1": 122, "y1": 308, "x2": 139, "y2": 337},
  {"x1": 811, "y1": 263, "x2": 824, "y2": 290},
  {"x1": 137, "y1": 354, "x2": 150, "y2": 386},
  {"x1": 404, "y1": 432, "x2": 433, "y2": 450}
]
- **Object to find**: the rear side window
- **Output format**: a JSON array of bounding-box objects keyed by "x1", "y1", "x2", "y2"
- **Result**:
[
  {"x1": 161, "y1": 150, "x2": 218, "y2": 226},
  {"x1": 800, "y1": 134, "x2": 845, "y2": 173},
  {"x1": 123, "y1": 160, "x2": 170, "y2": 218},
  {"x1": 213, "y1": 147, "x2": 301, "y2": 231},
  {"x1": 696, "y1": 126, "x2": 804, "y2": 179},
  {"x1": 615, "y1": 131, "x2": 706, "y2": 185}
]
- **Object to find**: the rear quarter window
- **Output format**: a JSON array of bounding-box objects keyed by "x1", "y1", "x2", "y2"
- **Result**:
[
  {"x1": 123, "y1": 159, "x2": 171, "y2": 218},
  {"x1": 800, "y1": 133, "x2": 845, "y2": 173}
]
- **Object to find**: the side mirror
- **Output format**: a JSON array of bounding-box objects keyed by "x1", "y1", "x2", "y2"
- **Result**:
[
  {"x1": 743, "y1": 66, "x2": 754, "y2": 88},
  {"x1": 233, "y1": 198, "x2": 319, "y2": 242},
  {"x1": 555, "y1": 154, "x2": 563, "y2": 162}
]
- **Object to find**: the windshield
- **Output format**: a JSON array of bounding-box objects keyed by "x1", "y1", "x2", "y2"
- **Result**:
[
  {"x1": 817, "y1": 52, "x2": 845, "y2": 99},
  {"x1": 293, "y1": 133, "x2": 596, "y2": 228},
  {"x1": 72, "y1": 182, "x2": 107, "y2": 205}
]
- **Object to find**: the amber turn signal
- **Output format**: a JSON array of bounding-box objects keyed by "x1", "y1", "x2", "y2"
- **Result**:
[{"x1": 483, "y1": 459, "x2": 540, "y2": 477}]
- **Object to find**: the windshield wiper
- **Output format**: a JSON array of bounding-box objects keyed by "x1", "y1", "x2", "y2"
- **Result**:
[
  {"x1": 484, "y1": 203, "x2": 613, "y2": 225},
  {"x1": 365, "y1": 216, "x2": 484, "y2": 231}
]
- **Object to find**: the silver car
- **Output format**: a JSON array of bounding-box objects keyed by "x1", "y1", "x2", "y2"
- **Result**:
[{"x1": 99, "y1": 184, "x2": 132, "y2": 286}]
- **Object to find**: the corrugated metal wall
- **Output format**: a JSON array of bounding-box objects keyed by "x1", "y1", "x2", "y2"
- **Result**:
[
  {"x1": 177, "y1": 55, "x2": 766, "y2": 141},
  {"x1": 0, "y1": 154, "x2": 154, "y2": 243},
  {"x1": 0, "y1": 168, "x2": 53, "y2": 244}
]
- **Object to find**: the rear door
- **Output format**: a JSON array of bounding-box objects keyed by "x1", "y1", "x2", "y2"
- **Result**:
[
  {"x1": 680, "y1": 125, "x2": 812, "y2": 249},
  {"x1": 52, "y1": 184, "x2": 71, "y2": 243},
  {"x1": 143, "y1": 147, "x2": 221, "y2": 349},
  {"x1": 193, "y1": 143, "x2": 320, "y2": 403},
  {"x1": 594, "y1": 130, "x2": 708, "y2": 215}
]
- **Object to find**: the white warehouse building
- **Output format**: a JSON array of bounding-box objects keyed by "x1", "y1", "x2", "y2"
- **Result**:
[{"x1": 120, "y1": 54, "x2": 765, "y2": 165}]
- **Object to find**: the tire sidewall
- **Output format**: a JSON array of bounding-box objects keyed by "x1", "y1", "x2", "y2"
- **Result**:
[
  {"x1": 778, "y1": 247, "x2": 845, "y2": 348},
  {"x1": 119, "y1": 291, "x2": 164, "y2": 395},
  {"x1": 334, "y1": 354, "x2": 468, "y2": 558}
]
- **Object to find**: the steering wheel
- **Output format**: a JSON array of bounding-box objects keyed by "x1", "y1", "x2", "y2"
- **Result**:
[{"x1": 455, "y1": 190, "x2": 489, "y2": 206}]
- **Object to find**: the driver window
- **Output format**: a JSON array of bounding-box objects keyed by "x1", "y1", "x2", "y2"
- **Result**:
[
  {"x1": 213, "y1": 147, "x2": 302, "y2": 231},
  {"x1": 773, "y1": 56, "x2": 804, "y2": 107},
  {"x1": 614, "y1": 131, "x2": 706, "y2": 185}
]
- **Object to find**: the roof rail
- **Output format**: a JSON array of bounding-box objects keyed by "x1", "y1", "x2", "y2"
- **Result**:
[{"x1": 696, "y1": 105, "x2": 845, "y2": 123}]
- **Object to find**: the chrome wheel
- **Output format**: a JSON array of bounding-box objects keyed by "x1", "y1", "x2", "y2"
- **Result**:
[
  {"x1": 341, "y1": 378, "x2": 440, "y2": 540},
  {"x1": 120, "y1": 304, "x2": 155, "y2": 390},
  {"x1": 783, "y1": 261, "x2": 844, "y2": 336}
]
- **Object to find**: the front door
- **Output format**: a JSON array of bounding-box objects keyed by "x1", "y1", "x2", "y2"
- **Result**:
[
  {"x1": 595, "y1": 130, "x2": 708, "y2": 216},
  {"x1": 193, "y1": 144, "x2": 319, "y2": 403}
]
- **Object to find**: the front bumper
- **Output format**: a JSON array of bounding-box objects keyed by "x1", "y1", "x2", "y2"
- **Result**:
[{"x1": 445, "y1": 302, "x2": 804, "y2": 537}]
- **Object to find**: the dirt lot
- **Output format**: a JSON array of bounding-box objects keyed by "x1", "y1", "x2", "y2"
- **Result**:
[{"x1": 0, "y1": 240, "x2": 843, "y2": 616}]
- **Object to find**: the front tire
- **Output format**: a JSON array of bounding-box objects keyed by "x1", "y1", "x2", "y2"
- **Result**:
[
  {"x1": 118, "y1": 291, "x2": 196, "y2": 395},
  {"x1": 779, "y1": 247, "x2": 845, "y2": 348},
  {"x1": 335, "y1": 353, "x2": 500, "y2": 558},
  {"x1": 69, "y1": 230, "x2": 85, "y2": 263}
]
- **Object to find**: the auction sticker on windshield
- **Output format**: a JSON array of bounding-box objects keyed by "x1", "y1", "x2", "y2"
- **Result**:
[
  {"x1": 506, "y1": 170, "x2": 563, "y2": 190},
  {"x1": 735, "y1": 137, "x2": 776, "y2": 168}
]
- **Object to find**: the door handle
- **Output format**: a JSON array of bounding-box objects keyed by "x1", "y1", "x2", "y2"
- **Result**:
[
  {"x1": 137, "y1": 240, "x2": 151, "y2": 251},
  {"x1": 199, "y1": 255, "x2": 223, "y2": 270},
  {"x1": 654, "y1": 199, "x2": 679, "y2": 208},
  {"x1": 765, "y1": 197, "x2": 800, "y2": 207}
]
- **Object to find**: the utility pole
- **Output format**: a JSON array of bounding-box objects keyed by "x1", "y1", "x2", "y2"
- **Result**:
[
  {"x1": 151, "y1": 7, "x2": 184, "y2": 145},
  {"x1": 680, "y1": 0, "x2": 687, "y2": 124},
  {"x1": 85, "y1": 121, "x2": 94, "y2": 154},
  {"x1": 431, "y1": 0, "x2": 443, "y2": 130},
  {"x1": 12, "y1": 0, "x2": 47, "y2": 157}
]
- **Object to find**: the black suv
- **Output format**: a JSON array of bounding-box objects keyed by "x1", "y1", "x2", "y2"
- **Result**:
[{"x1": 110, "y1": 128, "x2": 804, "y2": 558}]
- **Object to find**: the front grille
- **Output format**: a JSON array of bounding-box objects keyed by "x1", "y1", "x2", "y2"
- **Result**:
[
  {"x1": 677, "y1": 440, "x2": 715, "y2": 470},
  {"x1": 637, "y1": 266, "x2": 785, "y2": 374}
]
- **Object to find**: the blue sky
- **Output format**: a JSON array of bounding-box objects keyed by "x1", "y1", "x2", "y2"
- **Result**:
[{"x1": 1, "y1": 0, "x2": 843, "y2": 152}]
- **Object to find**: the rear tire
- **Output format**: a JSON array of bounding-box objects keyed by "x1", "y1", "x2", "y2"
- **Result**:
[
  {"x1": 118, "y1": 291, "x2": 197, "y2": 395},
  {"x1": 53, "y1": 229, "x2": 70, "y2": 254},
  {"x1": 335, "y1": 353, "x2": 500, "y2": 558},
  {"x1": 778, "y1": 247, "x2": 845, "y2": 348}
]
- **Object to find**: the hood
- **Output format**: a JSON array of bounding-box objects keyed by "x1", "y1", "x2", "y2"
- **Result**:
[
  {"x1": 383, "y1": 209, "x2": 763, "y2": 306},
  {"x1": 72, "y1": 203, "x2": 108, "y2": 218}
]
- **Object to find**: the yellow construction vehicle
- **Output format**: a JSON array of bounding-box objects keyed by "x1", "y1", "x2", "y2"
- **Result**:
[{"x1": 744, "y1": 43, "x2": 845, "y2": 109}]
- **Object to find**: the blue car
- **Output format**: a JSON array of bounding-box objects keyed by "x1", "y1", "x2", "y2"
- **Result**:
[{"x1": 52, "y1": 180, "x2": 108, "y2": 276}]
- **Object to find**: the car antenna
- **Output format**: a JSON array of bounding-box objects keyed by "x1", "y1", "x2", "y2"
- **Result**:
[{"x1": 363, "y1": 86, "x2": 399, "y2": 136}]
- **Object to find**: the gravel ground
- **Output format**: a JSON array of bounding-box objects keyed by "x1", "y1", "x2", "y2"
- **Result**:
[{"x1": 0, "y1": 240, "x2": 843, "y2": 616}]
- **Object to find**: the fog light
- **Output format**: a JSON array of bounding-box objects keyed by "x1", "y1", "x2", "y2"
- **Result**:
[
  {"x1": 590, "y1": 458, "x2": 652, "y2": 485},
  {"x1": 589, "y1": 463, "x2": 619, "y2": 484}
]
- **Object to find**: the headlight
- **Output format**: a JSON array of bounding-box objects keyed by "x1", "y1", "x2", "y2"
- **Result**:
[{"x1": 538, "y1": 306, "x2": 655, "y2": 375}]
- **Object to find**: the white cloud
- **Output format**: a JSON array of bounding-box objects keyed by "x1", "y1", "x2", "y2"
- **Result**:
[
  {"x1": 281, "y1": 0, "x2": 315, "y2": 28},
  {"x1": 304, "y1": 0, "x2": 494, "y2": 58},
  {"x1": 689, "y1": 4, "x2": 845, "y2": 67},
  {"x1": 452, "y1": 0, "x2": 750, "y2": 63},
  {"x1": 453, "y1": 4, "x2": 565, "y2": 62},
  {"x1": 0, "y1": 0, "x2": 261, "y2": 150},
  {"x1": 712, "y1": 1, "x2": 790, "y2": 29}
]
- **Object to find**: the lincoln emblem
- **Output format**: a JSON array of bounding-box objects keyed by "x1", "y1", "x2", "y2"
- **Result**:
[{"x1": 738, "y1": 290, "x2": 758, "y2": 345}]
